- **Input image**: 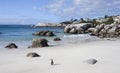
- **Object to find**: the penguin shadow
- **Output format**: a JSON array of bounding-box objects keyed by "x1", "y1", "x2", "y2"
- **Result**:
[{"x1": 52, "y1": 63, "x2": 60, "y2": 66}]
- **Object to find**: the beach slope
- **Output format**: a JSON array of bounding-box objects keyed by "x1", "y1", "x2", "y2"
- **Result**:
[{"x1": 0, "y1": 40, "x2": 120, "y2": 73}]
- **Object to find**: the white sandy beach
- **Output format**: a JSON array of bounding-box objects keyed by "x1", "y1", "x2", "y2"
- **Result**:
[
  {"x1": 0, "y1": 0, "x2": 120, "y2": 73},
  {"x1": 0, "y1": 38, "x2": 120, "y2": 73}
]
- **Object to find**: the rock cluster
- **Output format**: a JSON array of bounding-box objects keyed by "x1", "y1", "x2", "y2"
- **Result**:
[
  {"x1": 64, "y1": 23, "x2": 120, "y2": 38},
  {"x1": 5, "y1": 43, "x2": 18, "y2": 49},
  {"x1": 90, "y1": 23, "x2": 120, "y2": 38},
  {"x1": 28, "y1": 38, "x2": 49, "y2": 48},
  {"x1": 33, "y1": 31, "x2": 55, "y2": 36},
  {"x1": 64, "y1": 23, "x2": 94, "y2": 34}
]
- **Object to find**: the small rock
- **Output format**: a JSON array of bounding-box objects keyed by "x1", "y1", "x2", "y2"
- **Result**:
[
  {"x1": 26, "y1": 52, "x2": 40, "y2": 57},
  {"x1": 5, "y1": 43, "x2": 18, "y2": 49},
  {"x1": 54, "y1": 37, "x2": 61, "y2": 41},
  {"x1": 86, "y1": 58, "x2": 98, "y2": 65},
  {"x1": 107, "y1": 38, "x2": 110, "y2": 40}
]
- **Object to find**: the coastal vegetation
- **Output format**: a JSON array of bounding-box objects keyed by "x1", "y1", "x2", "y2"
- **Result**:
[{"x1": 60, "y1": 15, "x2": 115, "y2": 25}]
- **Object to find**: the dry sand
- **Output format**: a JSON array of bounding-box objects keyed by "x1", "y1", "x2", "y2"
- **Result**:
[{"x1": 0, "y1": 39, "x2": 120, "y2": 73}]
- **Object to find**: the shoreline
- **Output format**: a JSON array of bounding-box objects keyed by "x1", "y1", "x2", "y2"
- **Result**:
[{"x1": 0, "y1": 34, "x2": 100, "y2": 49}]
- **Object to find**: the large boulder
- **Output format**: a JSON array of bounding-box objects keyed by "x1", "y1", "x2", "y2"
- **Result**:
[
  {"x1": 99, "y1": 29, "x2": 107, "y2": 38},
  {"x1": 77, "y1": 27, "x2": 84, "y2": 34},
  {"x1": 107, "y1": 26, "x2": 119, "y2": 37},
  {"x1": 64, "y1": 27, "x2": 71, "y2": 33},
  {"x1": 81, "y1": 23, "x2": 93, "y2": 31},
  {"x1": 86, "y1": 28, "x2": 95, "y2": 33},
  {"x1": 99, "y1": 24, "x2": 105, "y2": 30},
  {"x1": 91, "y1": 24, "x2": 105, "y2": 36},
  {"x1": 95, "y1": 25, "x2": 102, "y2": 33},
  {"x1": 69, "y1": 28, "x2": 77, "y2": 34},
  {"x1": 29, "y1": 38, "x2": 49, "y2": 48},
  {"x1": 91, "y1": 28, "x2": 100, "y2": 36},
  {"x1": 26, "y1": 52, "x2": 40, "y2": 57},
  {"x1": 104, "y1": 25, "x2": 112, "y2": 31}
]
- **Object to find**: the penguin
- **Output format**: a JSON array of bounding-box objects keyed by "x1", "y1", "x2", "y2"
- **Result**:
[{"x1": 51, "y1": 59, "x2": 54, "y2": 65}]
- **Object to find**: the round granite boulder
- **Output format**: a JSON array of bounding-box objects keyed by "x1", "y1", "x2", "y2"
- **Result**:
[
  {"x1": 69, "y1": 28, "x2": 77, "y2": 34},
  {"x1": 28, "y1": 38, "x2": 49, "y2": 48},
  {"x1": 64, "y1": 27, "x2": 71, "y2": 33}
]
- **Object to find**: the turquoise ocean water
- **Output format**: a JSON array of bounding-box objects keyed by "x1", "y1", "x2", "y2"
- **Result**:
[{"x1": 0, "y1": 25, "x2": 64, "y2": 42}]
